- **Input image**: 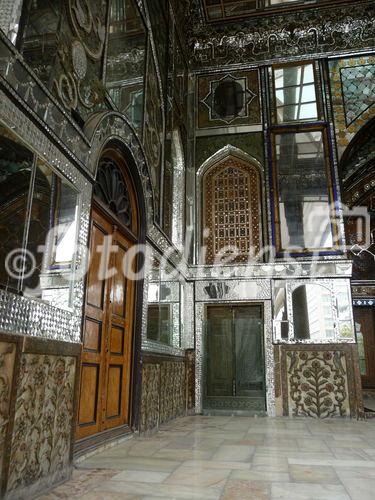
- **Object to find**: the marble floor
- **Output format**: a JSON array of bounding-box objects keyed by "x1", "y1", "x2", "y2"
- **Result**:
[{"x1": 41, "y1": 416, "x2": 375, "y2": 500}]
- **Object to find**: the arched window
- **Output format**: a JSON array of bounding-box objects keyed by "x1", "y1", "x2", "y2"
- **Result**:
[
  {"x1": 203, "y1": 155, "x2": 262, "y2": 264},
  {"x1": 93, "y1": 150, "x2": 138, "y2": 237}
]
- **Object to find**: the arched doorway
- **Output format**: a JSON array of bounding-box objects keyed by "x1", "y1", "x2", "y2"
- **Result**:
[{"x1": 76, "y1": 143, "x2": 143, "y2": 449}]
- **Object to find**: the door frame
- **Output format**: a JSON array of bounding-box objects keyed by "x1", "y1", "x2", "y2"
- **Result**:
[
  {"x1": 75, "y1": 140, "x2": 147, "y2": 455},
  {"x1": 202, "y1": 302, "x2": 267, "y2": 414}
]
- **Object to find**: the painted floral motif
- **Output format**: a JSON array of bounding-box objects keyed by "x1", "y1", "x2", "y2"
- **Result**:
[
  {"x1": 7, "y1": 354, "x2": 76, "y2": 494},
  {"x1": 287, "y1": 350, "x2": 350, "y2": 418}
]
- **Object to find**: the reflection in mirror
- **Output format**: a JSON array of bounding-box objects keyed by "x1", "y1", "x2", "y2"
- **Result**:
[
  {"x1": 146, "y1": 250, "x2": 182, "y2": 347},
  {"x1": 19, "y1": 0, "x2": 63, "y2": 86},
  {"x1": 274, "y1": 281, "x2": 289, "y2": 339},
  {"x1": 106, "y1": 0, "x2": 146, "y2": 131},
  {"x1": 0, "y1": 123, "x2": 80, "y2": 309},
  {"x1": 355, "y1": 321, "x2": 367, "y2": 375},
  {"x1": 23, "y1": 159, "x2": 79, "y2": 309},
  {"x1": 292, "y1": 284, "x2": 335, "y2": 340},
  {"x1": 0, "y1": 0, "x2": 24, "y2": 43},
  {"x1": 274, "y1": 63, "x2": 318, "y2": 123},
  {"x1": 0, "y1": 125, "x2": 34, "y2": 292},
  {"x1": 275, "y1": 130, "x2": 335, "y2": 251},
  {"x1": 334, "y1": 281, "x2": 355, "y2": 339}
]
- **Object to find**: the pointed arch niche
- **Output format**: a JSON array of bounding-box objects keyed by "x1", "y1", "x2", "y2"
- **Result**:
[{"x1": 199, "y1": 147, "x2": 264, "y2": 264}]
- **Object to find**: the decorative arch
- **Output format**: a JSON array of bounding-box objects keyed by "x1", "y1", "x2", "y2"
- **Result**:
[
  {"x1": 84, "y1": 111, "x2": 154, "y2": 228},
  {"x1": 201, "y1": 148, "x2": 263, "y2": 264}
]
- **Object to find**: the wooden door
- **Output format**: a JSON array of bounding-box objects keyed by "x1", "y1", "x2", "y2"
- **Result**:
[
  {"x1": 77, "y1": 206, "x2": 135, "y2": 440},
  {"x1": 355, "y1": 307, "x2": 375, "y2": 388}
]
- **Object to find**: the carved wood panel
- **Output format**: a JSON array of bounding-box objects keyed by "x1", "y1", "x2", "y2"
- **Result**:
[{"x1": 203, "y1": 156, "x2": 262, "y2": 264}]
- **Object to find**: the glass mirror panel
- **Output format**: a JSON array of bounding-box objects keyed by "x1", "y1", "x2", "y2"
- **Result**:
[
  {"x1": 146, "y1": 250, "x2": 181, "y2": 347},
  {"x1": 23, "y1": 159, "x2": 79, "y2": 309},
  {"x1": 355, "y1": 321, "x2": 367, "y2": 375},
  {"x1": 105, "y1": 0, "x2": 146, "y2": 132},
  {"x1": 292, "y1": 284, "x2": 335, "y2": 340},
  {"x1": 0, "y1": 123, "x2": 80, "y2": 309},
  {"x1": 0, "y1": 124, "x2": 34, "y2": 292},
  {"x1": 333, "y1": 281, "x2": 355, "y2": 339},
  {"x1": 274, "y1": 281, "x2": 289, "y2": 339},
  {"x1": 273, "y1": 280, "x2": 355, "y2": 343},
  {"x1": 275, "y1": 130, "x2": 335, "y2": 251},
  {"x1": 274, "y1": 63, "x2": 317, "y2": 123}
]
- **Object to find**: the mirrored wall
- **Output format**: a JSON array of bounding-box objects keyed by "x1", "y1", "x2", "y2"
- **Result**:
[
  {"x1": 146, "y1": 248, "x2": 184, "y2": 349},
  {"x1": 105, "y1": 0, "x2": 147, "y2": 133},
  {"x1": 273, "y1": 279, "x2": 355, "y2": 342},
  {"x1": 0, "y1": 122, "x2": 80, "y2": 310}
]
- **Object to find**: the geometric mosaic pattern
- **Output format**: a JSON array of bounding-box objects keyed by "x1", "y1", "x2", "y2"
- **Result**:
[
  {"x1": 202, "y1": 74, "x2": 256, "y2": 125},
  {"x1": 340, "y1": 64, "x2": 375, "y2": 127}
]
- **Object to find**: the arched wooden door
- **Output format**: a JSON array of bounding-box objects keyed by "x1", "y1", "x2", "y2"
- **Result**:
[{"x1": 76, "y1": 147, "x2": 139, "y2": 444}]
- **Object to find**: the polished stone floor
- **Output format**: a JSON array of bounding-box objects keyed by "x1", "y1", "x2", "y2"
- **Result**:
[{"x1": 42, "y1": 416, "x2": 375, "y2": 499}]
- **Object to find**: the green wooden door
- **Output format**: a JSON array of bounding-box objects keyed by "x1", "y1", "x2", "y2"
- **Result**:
[{"x1": 203, "y1": 305, "x2": 265, "y2": 413}]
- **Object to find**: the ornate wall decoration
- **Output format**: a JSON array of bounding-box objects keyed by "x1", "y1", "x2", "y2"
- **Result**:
[
  {"x1": 197, "y1": 70, "x2": 261, "y2": 129},
  {"x1": 340, "y1": 64, "x2": 375, "y2": 127},
  {"x1": 186, "y1": 349, "x2": 195, "y2": 410},
  {"x1": 84, "y1": 111, "x2": 154, "y2": 227},
  {"x1": 288, "y1": 351, "x2": 349, "y2": 418},
  {"x1": 0, "y1": 0, "x2": 23, "y2": 42},
  {"x1": 203, "y1": 156, "x2": 263, "y2": 264},
  {"x1": 329, "y1": 55, "x2": 375, "y2": 158},
  {"x1": 140, "y1": 358, "x2": 186, "y2": 432},
  {"x1": 352, "y1": 286, "x2": 375, "y2": 298},
  {"x1": 0, "y1": 340, "x2": 17, "y2": 485},
  {"x1": 0, "y1": 91, "x2": 91, "y2": 343},
  {"x1": 140, "y1": 363, "x2": 160, "y2": 432},
  {"x1": 281, "y1": 345, "x2": 363, "y2": 418},
  {"x1": 143, "y1": 45, "x2": 164, "y2": 220},
  {"x1": 94, "y1": 158, "x2": 133, "y2": 228},
  {"x1": 57, "y1": 0, "x2": 107, "y2": 114},
  {"x1": 18, "y1": 0, "x2": 108, "y2": 119},
  {"x1": 202, "y1": 74, "x2": 256, "y2": 124},
  {"x1": 195, "y1": 279, "x2": 271, "y2": 302},
  {"x1": 190, "y1": 3, "x2": 375, "y2": 69},
  {"x1": 6, "y1": 353, "x2": 76, "y2": 497},
  {"x1": 160, "y1": 362, "x2": 186, "y2": 423},
  {"x1": 196, "y1": 135, "x2": 264, "y2": 173}
]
